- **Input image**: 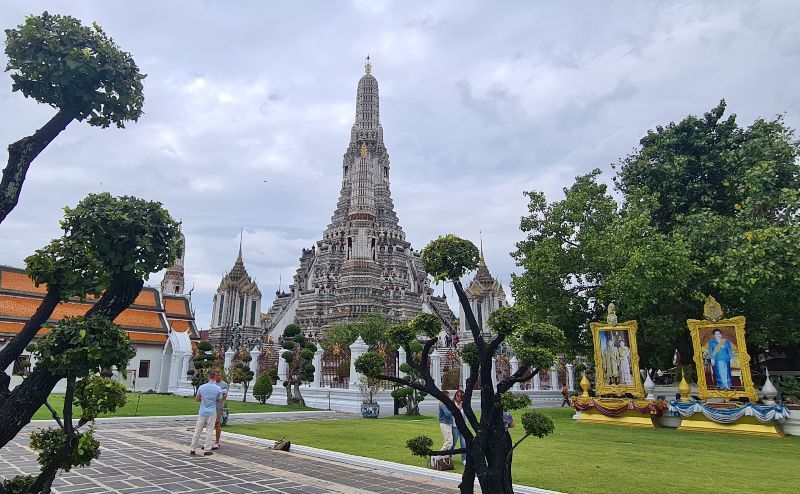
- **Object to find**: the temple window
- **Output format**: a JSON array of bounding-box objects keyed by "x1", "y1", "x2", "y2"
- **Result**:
[{"x1": 138, "y1": 360, "x2": 150, "y2": 379}]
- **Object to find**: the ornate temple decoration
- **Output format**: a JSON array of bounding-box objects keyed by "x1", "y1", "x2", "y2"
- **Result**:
[
  {"x1": 589, "y1": 305, "x2": 645, "y2": 398},
  {"x1": 160, "y1": 225, "x2": 186, "y2": 295},
  {"x1": 261, "y1": 61, "x2": 457, "y2": 340},
  {"x1": 208, "y1": 235, "x2": 262, "y2": 349},
  {"x1": 456, "y1": 238, "x2": 508, "y2": 348}
]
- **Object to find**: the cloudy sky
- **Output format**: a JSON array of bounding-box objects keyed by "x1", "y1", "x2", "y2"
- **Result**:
[{"x1": 1, "y1": 1, "x2": 799, "y2": 329}]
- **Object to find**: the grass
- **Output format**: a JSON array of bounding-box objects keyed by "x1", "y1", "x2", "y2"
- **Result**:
[
  {"x1": 226, "y1": 408, "x2": 800, "y2": 494},
  {"x1": 32, "y1": 393, "x2": 311, "y2": 421}
]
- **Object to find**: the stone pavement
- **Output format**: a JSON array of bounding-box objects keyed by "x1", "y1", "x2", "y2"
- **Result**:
[{"x1": 0, "y1": 413, "x2": 459, "y2": 494}]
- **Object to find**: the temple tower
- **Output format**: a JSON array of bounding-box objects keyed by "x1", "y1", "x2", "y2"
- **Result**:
[
  {"x1": 262, "y1": 59, "x2": 456, "y2": 340},
  {"x1": 208, "y1": 235, "x2": 262, "y2": 348},
  {"x1": 160, "y1": 227, "x2": 186, "y2": 295},
  {"x1": 457, "y1": 239, "x2": 509, "y2": 347}
]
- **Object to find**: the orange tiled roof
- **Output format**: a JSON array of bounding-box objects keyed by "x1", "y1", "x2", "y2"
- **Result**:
[
  {"x1": 164, "y1": 297, "x2": 190, "y2": 316},
  {"x1": 132, "y1": 289, "x2": 159, "y2": 308},
  {"x1": 0, "y1": 270, "x2": 47, "y2": 295},
  {"x1": 0, "y1": 295, "x2": 165, "y2": 330},
  {"x1": 168, "y1": 319, "x2": 191, "y2": 332},
  {"x1": 126, "y1": 331, "x2": 168, "y2": 344}
]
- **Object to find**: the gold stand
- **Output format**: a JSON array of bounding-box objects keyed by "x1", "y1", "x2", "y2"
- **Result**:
[
  {"x1": 578, "y1": 408, "x2": 657, "y2": 428},
  {"x1": 677, "y1": 414, "x2": 784, "y2": 437}
]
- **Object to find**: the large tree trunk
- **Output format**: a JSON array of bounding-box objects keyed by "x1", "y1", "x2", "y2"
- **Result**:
[
  {"x1": 292, "y1": 381, "x2": 305, "y2": 407},
  {"x1": 0, "y1": 288, "x2": 61, "y2": 374},
  {"x1": 0, "y1": 277, "x2": 142, "y2": 449},
  {"x1": 0, "y1": 107, "x2": 80, "y2": 225}
]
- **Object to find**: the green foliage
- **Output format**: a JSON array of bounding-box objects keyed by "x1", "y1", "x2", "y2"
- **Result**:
[
  {"x1": 5, "y1": 11, "x2": 145, "y2": 127},
  {"x1": 520, "y1": 410, "x2": 555, "y2": 438},
  {"x1": 57, "y1": 193, "x2": 182, "y2": 281},
  {"x1": 405, "y1": 435, "x2": 433, "y2": 458},
  {"x1": 488, "y1": 306, "x2": 522, "y2": 336},
  {"x1": 513, "y1": 102, "x2": 800, "y2": 367},
  {"x1": 501, "y1": 392, "x2": 531, "y2": 411},
  {"x1": 32, "y1": 316, "x2": 135, "y2": 378},
  {"x1": 24, "y1": 193, "x2": 181, "y2": 299},
  {"x1": 387, "y1": 323, "x2": 417, "y2": 347},
  {"x1": 75, "y1": 376, "x2": 127, "y2": 421},
  {"x1": 29, "y1": 426, "x2": 100, "y2": 472},
  {"x1": 779, "y1": 376, "x2": 800, "y2": 403},
  {"x1": 461, "y1": 342, "x2": 479, "y2": 367},
  {"x1": 230, "y1": 358, "x2": 255, "y2": 402},
  {"x1": 354, "y1": 352, "x2": 385, "y2": 379},
  {"x1": 420, "y1": 234, "x2": 480, "y2": 282},
  {"x1": 506, "y1": 322, "x2": 564, "y2": 370},
  {"x1": 323, "y1": 313, "x2": 393, "y2": 350},
  {"x1": 253, "y1": 372, "x2": 274, "y2": 404},
  {"x1": 441, "y1": 368, "x2": 461, "y2": 390},
  {"x1": 284, "y1": 323, "x2": 301, "y2": 338},
  {"x1": 191, "y1": 340, "x2": 216, "y2": 393},
  {"x1": 407, "y1": 313, "x2": 442, "y2": 339},
  {"x1": 0, "y1": 475, "x2": 35, "y2": 493}
]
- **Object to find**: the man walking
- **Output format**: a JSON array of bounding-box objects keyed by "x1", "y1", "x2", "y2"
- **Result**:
[
  {"x1": 191, "y1": 373, "x2": 222, "y2": 456},
  {"x1": 561, "y1": 384, "x2": 570, "y2": 407},
  {"x1": 213, "y1": 372, "x2": 229, "y2": 449}
]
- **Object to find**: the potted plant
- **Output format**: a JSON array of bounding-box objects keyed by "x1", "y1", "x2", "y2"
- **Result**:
[{"x1": 359, "y1": 375, "x2": 382, "y2": 418}]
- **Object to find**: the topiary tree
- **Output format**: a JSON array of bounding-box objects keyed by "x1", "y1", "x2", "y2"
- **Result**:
[
  {"x1": 0, "y1": 192, "x2": 181, "y2": 450},
  {"x1": 280, "y1": 324, "x2": 316, "y2": 406},
  {"x1": 253, "y1": 371, "x2": 274, "y2": 404},
  {"x1": 0, "y1": 12, "x2": 145, "y2": 224},
  {"x1": 230, "y1": 353, "x2": 255, "y2": 402},
  {"x1": 190, "y1": 341, "x2": 215, "y2": 396},
  {"x1": 355, "y1": 234, "x2": 563, "y2": 494},
  {"x1": 1, "y1": 316, "x2": 135, "y2": 493}
]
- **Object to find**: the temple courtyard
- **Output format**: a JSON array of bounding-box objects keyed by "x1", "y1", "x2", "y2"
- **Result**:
[{"x1": 4, "y1": 407, "x2": 797, "y2": 494}]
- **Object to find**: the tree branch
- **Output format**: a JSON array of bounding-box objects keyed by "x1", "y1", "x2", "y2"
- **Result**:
[
  {"x1": 497, "y1": 366, "x2": 539, "y2": 394},
  {"x1": 507, "y1": 433, "x2": 532, "y2": 461},
  {"x1": 0, "y1": 106, "x2": 80, "y2": 224},
  {"x1": 452, "y1": 280, "x2": 486, "y2": 355},
  {"x1": 43, "y1": 401, "x2": 64, "y2": 431}
]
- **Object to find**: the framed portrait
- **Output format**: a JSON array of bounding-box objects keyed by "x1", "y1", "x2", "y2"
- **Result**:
[
  {"x1": 590, "y1": 319, "x2": 644, "y2": 398},
  {"x1": 687, "y1": 298, "x2": 758, "y2": 401}
]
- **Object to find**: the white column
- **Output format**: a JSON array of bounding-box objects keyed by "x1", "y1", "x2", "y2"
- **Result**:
[
  {"x1": 277, "y1": 352, "x2": 288, "y2": 383},
  {"x1": 510, "y1": 356, "x2": 520, "y2": 391},
  {"x1": 461, "y1": 362, "x2": 470, "y2": 390},
  {"x1": 224, "y1": 347, "x2": 235, "y2": 372},
  {"x1": 180, "y1": 353, "x2": 191, "y2": 381},
  {"x1": 167, "y1": 353, "x2": 180, "y2": 393},
  {"x1": 349, "y1": 336, "x2": 368, "y2": 388},
  {"x1": 249, "y1": 347, "x2": 260, "y2": 380},
  {"x1": 312, "y1": 344, "x2": 323, "y2": 387},
  {"x1": 398, "y1": 347, "x2": 407, "y2": 379},
  {"x1": 566, "y1": 363, "x2": 575, "y2": 391},
  {"x1": 550, "y1": 366, "x2": 559, "y2": 390},
  {"x1": 533, "y1": 372, "x2": 541, "y2": 391},
  {"x1": 431, "y1": 348, "x2": 442, "y2": 388},
  {"x1": 491, "y1": 357, "x2": 497, "y2": 389}
]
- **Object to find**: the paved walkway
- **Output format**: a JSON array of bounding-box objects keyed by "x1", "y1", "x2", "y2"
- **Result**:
[{"x1": 0, "y1": 413, "x2": 458, "y2": 494}]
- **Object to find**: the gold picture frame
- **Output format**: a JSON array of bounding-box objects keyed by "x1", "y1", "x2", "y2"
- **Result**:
[
  {"x1": 687, "y1": 297, "x2": 758, "y2": 402},
  {"x1": 590, "y1": 316, "x2": 644, "y2": 398}
]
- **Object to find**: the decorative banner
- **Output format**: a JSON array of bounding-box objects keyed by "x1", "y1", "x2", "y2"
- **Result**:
[
  {"x1": 573, "y1": 397, "x2": 667, "y2": 417},
  {"x1": 590, "y1": 303, "x2": 645, "y2": 398},
  {"x1": 668, "y1": 401, "x2": 789, "y2": 424}
]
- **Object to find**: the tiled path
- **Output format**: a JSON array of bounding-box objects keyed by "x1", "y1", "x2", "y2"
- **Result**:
[{"x1": 0, "y1": 413, "x2": 457, "y2": 493}]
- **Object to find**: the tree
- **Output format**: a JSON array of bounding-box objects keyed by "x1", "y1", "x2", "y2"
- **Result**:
[
  {"x1": 391, "y1": 359, "x2": 427, "y2": 415},
  {"x1": 356, "y1": 234, "x2": 562, "y2": 494},
  {"x1": 190, "y1": 341, "x2": 215, "y2": 396},
  {"x1": 253, "y1": 371, "x2": 274, "y2": 404},
  {"x1": 1, "y1": 317, "x2": 134, "y2": 493},
  {"x1": 280, "y1": 324, "x2": 316, "y2": 406},
  {"x1": 1, "y1": 12, "x2": 145, "y2": 224},
  {"x1": 0, "y1": 193, "x2": 181, "y2": 450},
  {"x1": 230, "y1": 353, "x2": 254, "y2": 402},
  {"x1": 513, "y1": 101, "x2": 800, "y2": 368}
]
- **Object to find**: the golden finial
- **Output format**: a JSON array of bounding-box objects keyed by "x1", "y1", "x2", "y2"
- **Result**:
[
  {"x1": 360, "y1": 143, "x2": 368, "y2": 157},
  {"x1": 679, "y1": 370, "x2": 691, "y2": 402},
  {"x1": 365, "y1": 55, "x2": 372, "y2": 75},
  {"x1": 580, "y1": 372, "x2": 591, "y2": 398},
  {"x1": 607, "y1": 302, "x2": 618, "y2": 326},
  {"x1": 703, "y1": 295, "x2": 723, "y2": 322}
]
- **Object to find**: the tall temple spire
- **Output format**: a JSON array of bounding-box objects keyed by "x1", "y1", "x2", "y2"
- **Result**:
[
  {"x1": 238, "y1": 228, "x2": 243, "y2": 261},
  {"x1": 365, "y1": 55, "x2": 371, "y2": 75}
]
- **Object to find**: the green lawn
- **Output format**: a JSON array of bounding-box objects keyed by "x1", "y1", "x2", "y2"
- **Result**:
[
  {"x1": 226, "y1": 408, "x2": 800, "y2": 494},
  {"x1": 32, "y1": 393, "x2": 311, "y2": 420}
]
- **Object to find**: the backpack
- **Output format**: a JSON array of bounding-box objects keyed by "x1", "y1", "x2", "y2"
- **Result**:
[{"x1": 273, "y1": 437, "x2": 291, "y2": 452}]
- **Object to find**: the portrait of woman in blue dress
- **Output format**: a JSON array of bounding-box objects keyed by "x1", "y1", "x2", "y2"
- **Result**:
[{"x1": 708, "y1": 328, "x2": 733, "y2": 389}]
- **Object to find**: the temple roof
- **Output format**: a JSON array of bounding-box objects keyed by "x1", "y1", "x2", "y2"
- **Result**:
[
  {"x1": 0, "y1": 266, "x2": 199, "y2": 345},
  {"x1": 217, "y1": 242, "x2": 261, "y2": 296}
]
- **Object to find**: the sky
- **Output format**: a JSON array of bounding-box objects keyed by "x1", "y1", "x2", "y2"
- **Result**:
[{"x1": 1, "y1": 1, "x2": 799, "y2": 330}]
